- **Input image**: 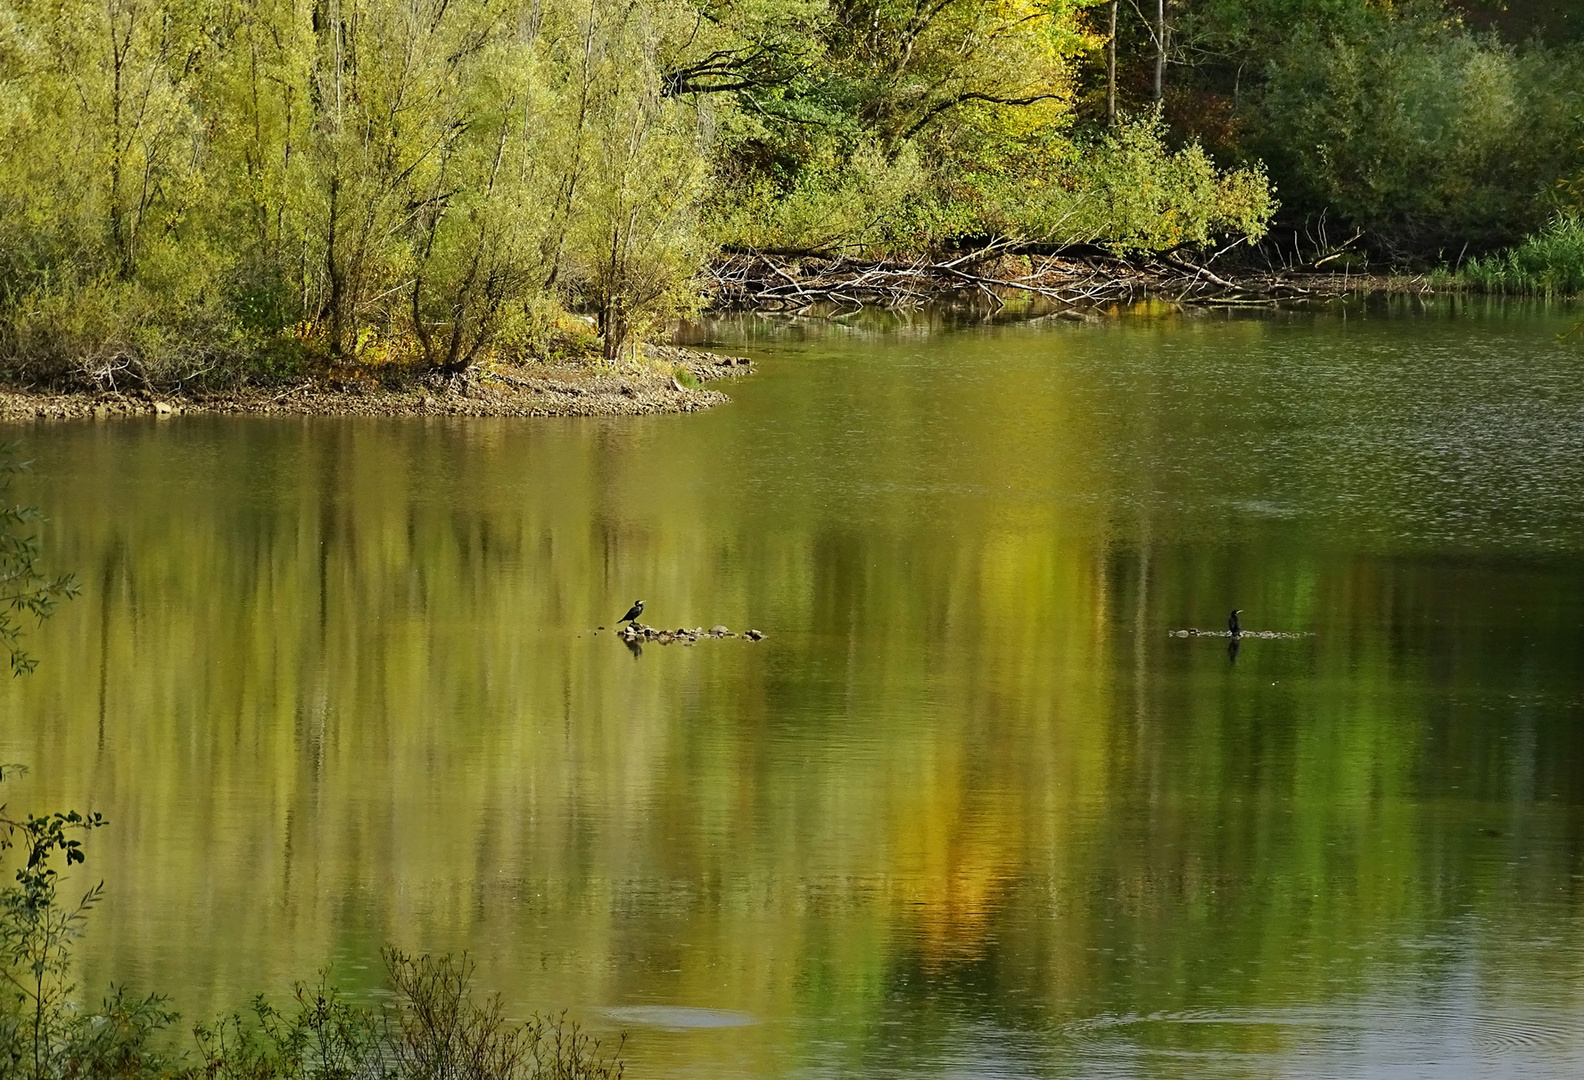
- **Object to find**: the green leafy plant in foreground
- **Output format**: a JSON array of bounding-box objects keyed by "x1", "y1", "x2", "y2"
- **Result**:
[
  {"x1": 0, "y1": 766, "x2": 624, "y2": 1080},
  {"x1": 0, "y1": 765, "x2": 179, "y2": 1080},
  {"x1": 0, "y1": 769, "x2": 103, "y2": 1079}
]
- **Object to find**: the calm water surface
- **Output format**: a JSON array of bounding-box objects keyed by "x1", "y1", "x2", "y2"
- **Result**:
[{"x1": 3, "y1": 299, "x2": 1583, "y2": 1078}]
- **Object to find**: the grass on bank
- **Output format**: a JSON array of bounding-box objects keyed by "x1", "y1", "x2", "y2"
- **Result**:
[{"x1": 1434, "y1": 216, "x2": 1584, "y2": 296}]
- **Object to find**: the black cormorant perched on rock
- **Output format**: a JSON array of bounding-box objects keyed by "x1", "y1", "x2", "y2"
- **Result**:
[
  {"x1": 620, "y1": 600, "x2": 645, "y2": 624},
  {"x1": 1228, "y1": 609, "x2": 1242, "y2": 636}
]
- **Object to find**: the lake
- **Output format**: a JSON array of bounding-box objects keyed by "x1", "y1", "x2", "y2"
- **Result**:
[{"x1": 3, "y1": 297, "x2": 1583, "y2": 1078}]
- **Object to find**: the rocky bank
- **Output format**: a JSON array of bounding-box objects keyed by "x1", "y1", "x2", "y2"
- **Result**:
[{"x1": 0, "y1": 345, "x2": 751, "y2": 422}]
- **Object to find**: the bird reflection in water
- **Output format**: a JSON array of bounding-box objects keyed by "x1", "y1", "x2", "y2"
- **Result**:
[
  {"x1": 624, "y1": 636, "x2": 643, "y2": 659},
  {"x1": 1227, "y1": 635, "x2": 1240, "y2": 664}
]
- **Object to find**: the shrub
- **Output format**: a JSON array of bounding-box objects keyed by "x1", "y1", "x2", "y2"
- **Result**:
[
  {"x1": 186, "y1": 953, "x2": 624, "y2": 1080},
  {"x1": 0, "y1": 765, "x2": 174, "y2": 1080},
  {"x1": 1252, "y1": 3, "x2": 1584, "y2": 253},
  {"x1": 1056, "y1": 111, "x2": 1277, "y2": 251},
  {"x1": 709, "y1": 142, "x2": 932, "y2": 256},
  {"x1": 710, "y1": 113, "x2": 1277, "y2": 257}
]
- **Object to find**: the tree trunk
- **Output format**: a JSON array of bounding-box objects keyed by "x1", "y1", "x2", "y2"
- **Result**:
[
  {"x1": 1108, "y1": 1, "x2": 1118, "y2": 125},
  {"x1": 325, "y1": 174, "x2": 343, "y2": 358},
  {"x1": 1154, "y1": 0, "x2": 1164, "y2": 103}
]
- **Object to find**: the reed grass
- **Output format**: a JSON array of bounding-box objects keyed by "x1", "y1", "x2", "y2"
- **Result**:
[{"x1": 1452, "y1": 216, "x2": 1584, "y2": 296}]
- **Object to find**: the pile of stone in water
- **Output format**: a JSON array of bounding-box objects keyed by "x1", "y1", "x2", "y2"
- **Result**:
[
  {"x1": 1168, "y1": 629, "x2": 1312, "y2": 639},
  {"x1": 617, "y1": 622, "x2": 764, "y2": 645}
]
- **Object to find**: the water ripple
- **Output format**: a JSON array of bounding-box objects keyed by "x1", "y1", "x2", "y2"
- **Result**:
[{"x1": 597, "y1": 1005, "x2": 758, "y2": 1030}]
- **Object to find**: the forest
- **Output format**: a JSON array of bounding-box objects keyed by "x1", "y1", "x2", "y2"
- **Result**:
[{"x1": 0, "y1": 0, "x2": 1580, "y2": 386}]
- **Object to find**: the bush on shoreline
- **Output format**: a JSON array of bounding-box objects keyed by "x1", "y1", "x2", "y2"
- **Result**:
[
  {"x1": 188, "y1": 953, "x2": 623, "y2": 1080},
  {"x1": 1246, "y1": 6, "x2": 1583, "y2": 256},
  {"x1": 1163, "y1": 0, "x2": 1584, "y2": 260}
]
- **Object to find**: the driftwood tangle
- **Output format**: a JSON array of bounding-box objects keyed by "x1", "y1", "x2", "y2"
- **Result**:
[{"x1": 706, "y1": 247, "x2": 1343, "y2": 314}]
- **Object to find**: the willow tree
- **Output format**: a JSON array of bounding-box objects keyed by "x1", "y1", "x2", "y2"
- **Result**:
[
  {"x1": 569, "y1": 0, "x2": 710, "y2": 363},
  {"x1": 0, "y1": 0, "x2": 208, "y2": 381},
  {"x1": 199, "y1": 0, "x2": 714, "y2": 370},
  {"x1": 277, "y1": 0, "x2": 567, "y2": 363},
  {"x1": 1, "y1": 0, "x2": 719, "y2": 382}
]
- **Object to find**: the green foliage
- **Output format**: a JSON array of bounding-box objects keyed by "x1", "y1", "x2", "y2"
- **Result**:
[
  {"x1": 1184, "y1": 0, "x2": 1584, "y2": 254},
  {"x1": 10, "y1": 0, "x2": 1573, "y2": 337},
  {"x1": 0, "y1": 0, "x2": 1282, "y2": 364},
  {"x1": 58, "y1": 985, "x2": 182, "y2": 1080},
  {"x1": 189, "y1": 978, "x2": 385, "y2": 1080},
  {"x1": 1457, "y1": 215, "x2": 1584, "y2": 295},
  {"x1": 711, "y1": 112, "x2": 1276, "y2": 255},
  {"x1": 702, "y1": 0, "x2": 1277, "y2": 256},
  {"x1": 694, "y1": 0, "x2": 1098, "y2": 153},
  {"x1": 709, "y1": 142, "x2": 936, "y2": 255},
  {"x1": 566, "y1": 0, "x2": 711, "y2": 365},
  {"x1": 383, "y1": 951, "x2": 622, "y2": 1080},
  {"x1": 1057, "y1": 110, "x2": 1277, "y2": 251}
]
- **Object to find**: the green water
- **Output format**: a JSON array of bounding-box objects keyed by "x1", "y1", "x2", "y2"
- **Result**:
[{"x1": 3, "y1": 300, "x2": 1583, "y2": 1078}]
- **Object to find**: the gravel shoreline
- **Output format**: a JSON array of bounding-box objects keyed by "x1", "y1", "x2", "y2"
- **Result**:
[{"x1": 0, "y1": 345, "x2": 751, "y2": 422}]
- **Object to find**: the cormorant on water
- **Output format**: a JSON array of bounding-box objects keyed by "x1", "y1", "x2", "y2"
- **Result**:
[
  {"x1": 620, "y1": 599, "x2": 645, "y2": 624},
  {"x1": 1228, "y1": 609, "x2": 1242, "y2": 636}
]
